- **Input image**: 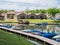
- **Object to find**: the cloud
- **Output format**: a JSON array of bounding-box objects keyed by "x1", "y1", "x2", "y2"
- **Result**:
[
  {"x1": 4, "y1": 0, "x2": 37, "y2": 3},
  {"x1": 0, "y1": 0, "x2": 60, "y2": 11},
  {"x1": 0, "y1": 4, "x2": 27, "y2": 11}
]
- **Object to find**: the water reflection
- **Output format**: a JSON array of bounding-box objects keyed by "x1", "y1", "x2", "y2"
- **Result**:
[
  {"x1": 12, "y1": 23, "x2": 60, "y2": 35},
  {"x1": 28, "y1": 24, "x2": 60, "y2": 35}
]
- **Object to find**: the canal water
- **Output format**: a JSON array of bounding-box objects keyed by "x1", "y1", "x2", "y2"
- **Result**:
[
  {"x1": 23, "y1": 24, "x2": 60, "y2": 35},
  {"x1": 23, "y1": 24, "x2": 60, "y2": 43},
  {"x1": 0, "y1": 23, "x2": 60, "y2": 45}
]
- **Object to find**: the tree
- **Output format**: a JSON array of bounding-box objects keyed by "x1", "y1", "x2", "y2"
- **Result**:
[
  {"x1": 47, "y1": 8, "x2": 59, "y2": 17},
  {"x1": 31, "y1": 10, "x2": 36, "y2": 14},
  {"x1": 8, "y1": 10, "x2": 15, "y2": 12},
  {"x1": 0, "y1": 10, "x2": 4, "y2": 13},
  {"x1": 28, "y1": 10, "x2": 36, "y2": 14},
  {"x1": 35, "y1": 9, "x2": 40, "y2": 13},
  {"x1": 4, "y1": 10, "x2": 8, "y2": 13},
  {"x1": 0, "y1": 11, "x2": 2, "y2": 14},
  {"x1": 25, "y1": 8, "x2": 30, "y2": 14},
  {"x1": 39, "y1": 9, "x2": 47, "y2": 14},
  {"x1": 0, "y1": 10, "x2": 8, "y2": 13}
]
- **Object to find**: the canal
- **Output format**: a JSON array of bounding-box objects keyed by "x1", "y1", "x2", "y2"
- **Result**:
[
  {"x1": 12, "y1": 23, "x2": 60, "y2": 45},
  {"x1": 0, "y1": 23, "x2": 60, "y2": 45}
]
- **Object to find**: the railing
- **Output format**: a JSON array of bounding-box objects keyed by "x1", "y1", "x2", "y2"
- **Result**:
[{"x1": 0, "y1": 27, "x2": 60, "y2": 45}]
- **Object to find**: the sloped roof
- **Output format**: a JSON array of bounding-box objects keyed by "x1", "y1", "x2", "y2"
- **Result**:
[
  {"x1": 0, "y1": 13, "x2": 5, "y2": 16},
  {"x1": 6, "y1": 11, "x2": 16, "y2": 14}
]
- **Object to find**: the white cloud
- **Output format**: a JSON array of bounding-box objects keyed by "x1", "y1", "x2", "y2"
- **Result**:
[
  {"x1": 0, "y1": 4, "x2": 20, "y2": 11},
  {"x1": 0, "y1": 0, "x2": 60, "y2": 11},
  {"x1": 5, "y1": 0, "x2": 58, "y2": 4},
  {"x1": 4, "y1": 0, "x2": 60, "y2": 7},
  {"x1": 5, "y1": 0, "x2": 37, "y2": 3}
]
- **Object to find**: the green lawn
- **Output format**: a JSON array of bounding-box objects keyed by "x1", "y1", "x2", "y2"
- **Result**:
[
  {"x1": 0, "y1": 19, "x2": 54, "y2": 23},
  {"x1": 21, "y1": 19, "x2": 54, "y2": 23},
  {"x1": 0, "y1": 19, "x2": 59, "y2": 25},
  {"x1": 0, "y1": 30, "x2": 35, "y2": 45}
]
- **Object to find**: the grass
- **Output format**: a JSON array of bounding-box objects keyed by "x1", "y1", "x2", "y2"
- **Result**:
[
  {"x1": 0, "y1": 19, "x2": 18, "y2": 22},
  {"x1": 0, "y1": 19, "x2": 59, "y2": 25},
  {"x1": 0, "y1": 19, "x2": 54, "y2": 23},
  {"x1": 0, "y1": 30, "x2": 35, "y2": 45},
  {"x1": 21, "y1": 19, "x2": 54, "y2": 23}
]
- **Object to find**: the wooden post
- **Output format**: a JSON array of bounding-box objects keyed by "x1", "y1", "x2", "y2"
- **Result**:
[
  {"x1": 44, "y1": 41, "x2": 46, "y2": 45},
  {"x1": 27, "y1": 35, "x2": 29, "y2": 39},
  {"x1": 20, "y1": 34, "x2": 21, "y2": 36},
  {"x1": 35, "y1": 38, "x2": 37, "y2": 41}
]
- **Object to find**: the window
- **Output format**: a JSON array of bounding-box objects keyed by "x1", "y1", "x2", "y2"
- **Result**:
[
  {"x1": 0, "y1": 16, "x2": 4, "y2": 20},
  {"x1": 40, "y1": 15, "x2": 47, "y2": 19},
  {"x1": 20, "y1": 16, "x2": 25, "y2": 19},
  {"x1": 30, "y1": 16, "x2": 35, "y2": 19},
  {"x1": 7, "y1": 14, "x2": 14, "y2": 19}
]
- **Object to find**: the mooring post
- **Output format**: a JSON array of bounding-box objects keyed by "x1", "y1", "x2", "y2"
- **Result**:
[
  {"x1": 35, "y1": 38, "x2": 37, "y2": 41},
  {"x1": 20, "y1": 33, "x2": 21, "y2": 36},
  {"x1": 44, "y1": 41, "x2": 46, "y2": 45},
  {"x1": 27, "y1": 35, "x2": 29, "y2": 39}
]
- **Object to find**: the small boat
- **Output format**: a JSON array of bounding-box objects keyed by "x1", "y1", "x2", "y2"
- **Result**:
[
  {"x1": 12, "y1": 25, "x2": 25, "y2": 30},
  {"x1": 0, "y1": 24, "x2": 12, "y2": 28},
  {"x1": 41, "y1": 32, "x2": 57, "y2": 38},
  {"x1": 26, "y1": 29, "x2": 57, "y2": 38},
  {"x1": 53, "y1": 35, "x2": 60, "y2": 38},
  {"x1": 42, "y1": 22, "x2": 48, "y2": 26},
  {"x1": 53, "y1": 35, "x2": 60, "y2": 42}
]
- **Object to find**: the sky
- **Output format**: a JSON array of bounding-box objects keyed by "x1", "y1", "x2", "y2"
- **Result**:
[{"x1": 0, "y1": 0, "x2": 60, "y2": 11}]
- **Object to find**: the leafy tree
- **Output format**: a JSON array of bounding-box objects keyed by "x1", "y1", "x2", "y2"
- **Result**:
[
  {"x1": 39, "y1": 9, "x2": 47, "y2": 14},
  {"x1": 8, "y1": 10, "x2": 15, "y2": 12},
  {"x1": 0, "y1": 10, "x2": 8, "y2": 13},
  {"x1": 35, "y1": 9, "x2": 40, "y2": 13},
  {"x1": 4, "y1": 10, "x2": 8, "y2": 13},
  {"x1": 28, "y1": 10, "x2": 36, "y2": 14},
  {"x1": 0, "y1": 10, "x2": 2, "y2": 14},
  {"x1": 47, "y1": 8, "x2": 59, "y2": 17},
  {"x1": 25, "y1": 8, "x2": 30, "y2": 14}
]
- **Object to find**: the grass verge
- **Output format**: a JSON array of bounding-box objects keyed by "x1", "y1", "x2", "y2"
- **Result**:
[{"x1": 0, "y1": 30, "x2": 35, "y2": 45}]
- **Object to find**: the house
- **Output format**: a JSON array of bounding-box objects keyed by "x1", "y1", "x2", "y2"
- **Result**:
[
  {"x1": 17, "y1": 12, "x2": 27, "y2": 19},
  {"x1": 17, "y1": 12, "x2": 47, "y2": 19},
  {"x1": 55, "y1": 13, "x2": 60, "y2": 20},
  {"x1": 27, "y1": 13, "x2": 37, "y2": 19},
  {"x1": 37, "y1": 13, "x2": 47, "y2": 19},
  {"x1": 0, "y1": 13, "x2": 5, "y2": 20},
  {"x1": 0, "y1": 11, "x2": 48, "y2": 22},
  {"x1": 4, "y1": 11, "x2": 18, "y2": 22}
]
